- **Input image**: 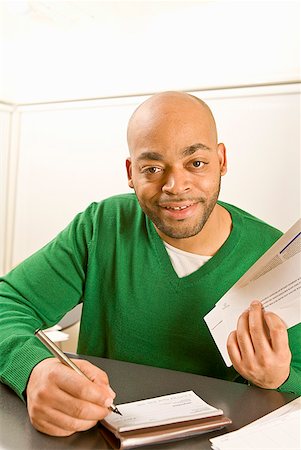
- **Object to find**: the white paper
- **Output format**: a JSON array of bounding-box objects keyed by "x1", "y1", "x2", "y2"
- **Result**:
[
  {"x1": 102, "y1": 391, "x2": 223, "y2": 432},
  {"x1": 204, "y1": 219, "x2": 301, "y2": 366},
  {"x1": 44, "y1": 325, "x2": 69, "y2": 343},
  {"x1": 234, "y1": 219, "x2": 301, "y2": 289},
  {"x1": 210, "y1": 397, "x2": 301, "y2": 450}
]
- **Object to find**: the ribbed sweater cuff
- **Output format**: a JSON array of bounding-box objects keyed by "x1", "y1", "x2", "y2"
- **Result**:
[
  {"x1": 277, "y1": 368, "x2": 301, "y2": 396},
  {"x1": 1, "y1": 339, "x2": 53, "y2": 401}
]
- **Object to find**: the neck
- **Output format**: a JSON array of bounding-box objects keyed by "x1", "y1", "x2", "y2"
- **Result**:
[{"x1": 157, "y1": 204, "x2": 232, "y2": 256}]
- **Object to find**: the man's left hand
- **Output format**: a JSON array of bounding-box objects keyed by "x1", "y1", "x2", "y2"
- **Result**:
[{"x1": 227, "y1": 300, "x2": 291, "y2": 389}]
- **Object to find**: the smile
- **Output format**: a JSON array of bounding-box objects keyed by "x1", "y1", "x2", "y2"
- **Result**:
[
  {"x1": 158, "y1": 202, "x2": 199, "y2": 219},
  {"x1": 164, "y1": 205, "x2": 191, "y2": 211},
  {"x1": 159, "y1": 202, "x2": 195, "y2": 210}
]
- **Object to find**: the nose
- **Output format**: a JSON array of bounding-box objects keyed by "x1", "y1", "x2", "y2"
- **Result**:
[{"x1": 162, "y1": 168, "x2": 190, "y2": 195}]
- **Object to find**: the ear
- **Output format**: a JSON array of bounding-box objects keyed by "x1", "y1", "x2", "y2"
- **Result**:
[
  {"x1": 217, "y1": 143, "x2": 227, "y2": 176},
  {"x1": 126, "y1": 158, "x2": 134, "y2": 188}
]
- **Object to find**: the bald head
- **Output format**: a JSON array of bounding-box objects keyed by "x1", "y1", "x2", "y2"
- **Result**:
[{"x1": 127, "y1": 91, "x2": 218, "y2": 154}]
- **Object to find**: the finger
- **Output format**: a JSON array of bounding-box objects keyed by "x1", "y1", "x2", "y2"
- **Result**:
[
  {"x1": 49, "y1": 364, "x2": 114, "y2": 408},
  {"x1": 48, "y1": 387, "x2": 111, "y2": 420},
  {"x1": 227, "y1": 330, "x2": 242, "y2": 366},
  {"x1": 31, "y1": 405, "x2": 100, "y2": 436},
  {"x1": 264, "y1": 311, "x2": 290, "y2": 353},
  {"x1": 72, "y1": 359, "x2": 116, "y2": 398},
  {"x1": 73, "y1": 359, "x2": 111, "y2": 386},
  {"x1": 235, "y1": 310, "x2": 255, "y2": 358},
  {"x1": 248, "y1": 301, "x2": 272, "y2": 353}
]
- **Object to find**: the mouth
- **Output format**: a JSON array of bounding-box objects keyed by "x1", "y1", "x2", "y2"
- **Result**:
[
  {"x1": 163, "y1": 204, "x2": 193, "y2": 211},
  {"x1": 159, "y1": 201, "x2": 195, "y2": 210},
  {"x1": 158, "y1": 202, "x2": 198, "y2": 219}
]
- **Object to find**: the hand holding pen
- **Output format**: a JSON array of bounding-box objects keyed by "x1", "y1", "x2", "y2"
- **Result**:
[
  {"x1": 25, "y1": 329, "x2": 121, "y2": 437},
  {"x1": 35, "y1": 329, "x2": 121, "y2": 415}
]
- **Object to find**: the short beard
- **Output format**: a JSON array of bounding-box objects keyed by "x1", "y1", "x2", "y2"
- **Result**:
[{"x1": 138, "y1": 177, "x2": 221, "y2": 240}]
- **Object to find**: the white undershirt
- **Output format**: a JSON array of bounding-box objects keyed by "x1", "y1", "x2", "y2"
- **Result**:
[{"x1": 163, "y1": 241, "x2": 212, "y2": 278}]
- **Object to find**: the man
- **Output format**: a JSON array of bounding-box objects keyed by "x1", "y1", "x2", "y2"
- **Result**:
[{"x1": 0, "y1": 92, "x2": 299, "y2": 437}]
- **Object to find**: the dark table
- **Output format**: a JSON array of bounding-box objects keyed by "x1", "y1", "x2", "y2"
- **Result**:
[{"x1": 0, "y1": 354, "x2": 297, "y2": 450}]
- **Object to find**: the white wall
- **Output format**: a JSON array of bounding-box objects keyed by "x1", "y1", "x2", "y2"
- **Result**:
[
  {"x1": 11, "y1": 97, "x2": 135, "y2": 267},
  {"x1": 3, "y1": 83, "x2": 299, "y2": 271},
  {"x1": 203, "y1": 85, "x2": 301, "y2": 224},
  {"x1": 0, "y1": 1, "x2": 300, "y2": 103},
  {"x1": 0, "y1": 104, "x2": 16, "y2": 275},
  {"x1": 0, "y1": 1, "x2": 300, "y2": 274}
]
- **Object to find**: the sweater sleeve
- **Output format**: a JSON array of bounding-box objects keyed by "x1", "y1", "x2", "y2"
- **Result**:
[
  {"x1": 0, "y1": 204, "x2": 96, "y2": 399},
  {"x1": 277, "y1": 323, "x2": 301, "y2": 396}
]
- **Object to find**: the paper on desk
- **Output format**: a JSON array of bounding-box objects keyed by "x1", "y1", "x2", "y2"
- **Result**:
[
  {"x1": 44, "y1": 325, "x2": 69, "y2": 343},
  {"x1": 102, "y1": 391, "x2": 223, "y2": 432},
  {"x1": 210, "y1": 396, "x2": 301, "y2": 450},
  {"x1": 204, "y1": 219, "x2": 301, "y2": 366}
]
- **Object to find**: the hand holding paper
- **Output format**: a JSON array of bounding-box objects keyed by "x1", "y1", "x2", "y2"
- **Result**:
[
  {"x1": 204, "y1": 219, "x2": 301, "y2": 369},
  {"x1": 227, "y1": 301, "x2": 291, "y2": 389}
]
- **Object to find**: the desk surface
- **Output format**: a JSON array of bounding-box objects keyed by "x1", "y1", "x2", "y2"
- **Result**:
[{"x1": 0, "y1": 354, "x2": 297, "y2": 450}]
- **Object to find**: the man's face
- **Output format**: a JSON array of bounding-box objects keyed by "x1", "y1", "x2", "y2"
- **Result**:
[{"x1": 126, "y1": 96, "x2": 227, "y2": 243}]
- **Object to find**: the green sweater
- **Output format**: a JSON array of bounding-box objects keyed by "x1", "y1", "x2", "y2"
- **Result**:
[{"x1": 0, "y1": 194, "x2": 300, "y2": 398}]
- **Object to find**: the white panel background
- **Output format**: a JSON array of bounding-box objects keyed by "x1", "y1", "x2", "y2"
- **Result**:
[
  {"x1": 10, "y1": 84, "x2": 301, "y2": 268},
  {"x1": 203, "y1": 87, "x2": 301, "y2": 225},
  {"x1": 0, "y1": 104, "x2": 14, "y2": 274},
  {"x1": 1, "y1": 1, "x2": 299, "y2": 104}
]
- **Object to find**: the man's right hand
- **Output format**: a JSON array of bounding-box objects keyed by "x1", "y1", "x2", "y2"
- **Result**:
[{"x1": 26, "y1": 357, "x2": 116, "y2": 436}]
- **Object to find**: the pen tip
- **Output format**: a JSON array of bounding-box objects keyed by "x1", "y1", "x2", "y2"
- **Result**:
[{"x1": 112, "y1": 406, "x2": 122, "y2": 415}]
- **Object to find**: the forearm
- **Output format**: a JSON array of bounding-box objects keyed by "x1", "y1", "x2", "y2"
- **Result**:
[
  {"x1": 0, "y1": 280, "x2": 62, "y2": 399},
  {"x1": 0, "y1": 207, "x2": 93, "y2": 398}
]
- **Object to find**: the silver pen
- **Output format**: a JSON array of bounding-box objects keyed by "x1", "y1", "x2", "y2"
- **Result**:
[{"x1": 35, "y1": 328, "x2": 122, "y2": 415}]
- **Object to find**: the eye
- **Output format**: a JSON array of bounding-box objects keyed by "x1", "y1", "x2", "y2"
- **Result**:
[
  {"x1": 148, "y1": 167, "x2": 160, "y2": 174},
  {"x1": 192, "y1": 160, "x2": 205, "y2": 168},
  {"x1": 143, "y1": 166, "x2": 162, "y2": 174}
]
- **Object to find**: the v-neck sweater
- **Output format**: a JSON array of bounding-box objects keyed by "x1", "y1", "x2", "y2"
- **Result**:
[{"x1": 0, "y1": 193, "x2": 300, "y2": 398}]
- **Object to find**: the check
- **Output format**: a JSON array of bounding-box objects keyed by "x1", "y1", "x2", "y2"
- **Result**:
[
  {"x1": 103, "y1": 391, "x2": 223, "y2": 432},
  {"x1": 99, "y1": 391, "x2": 231, "y2": 449}
]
